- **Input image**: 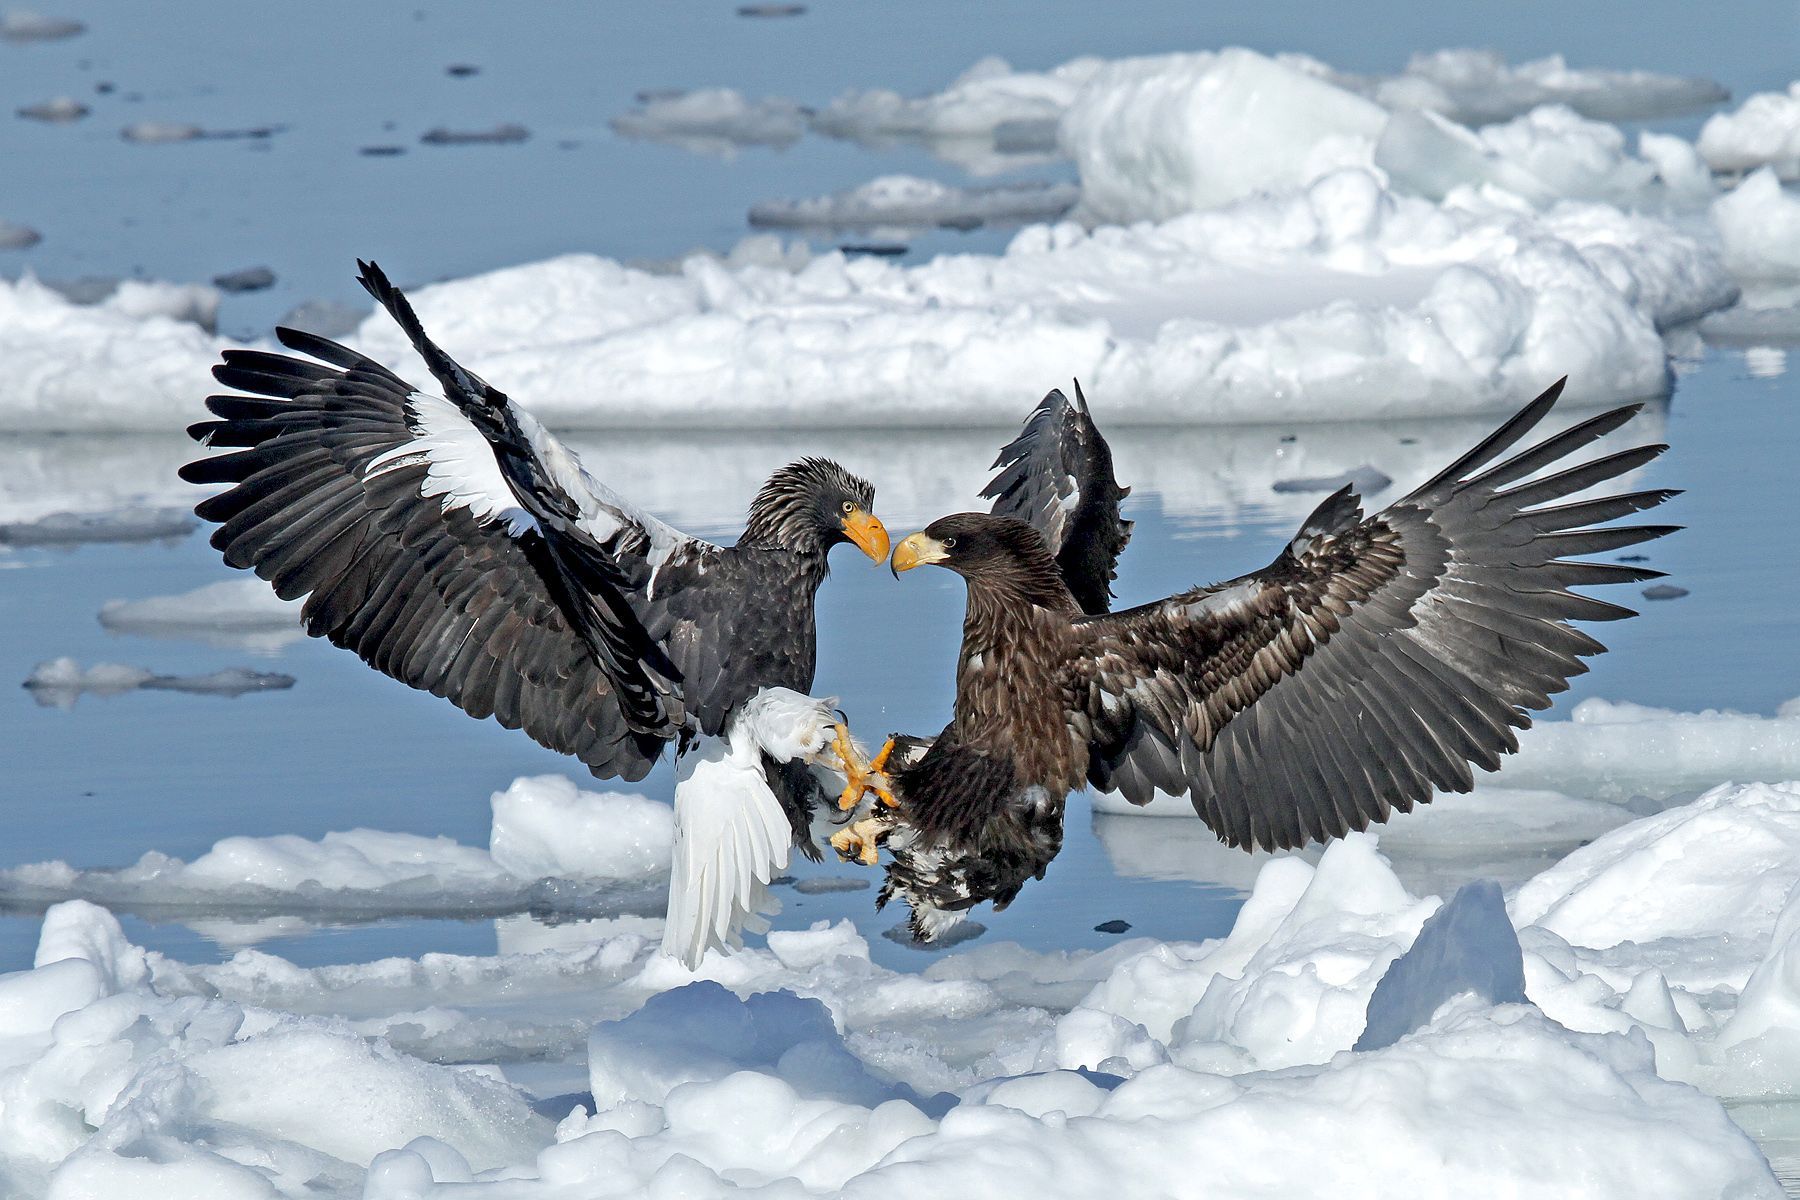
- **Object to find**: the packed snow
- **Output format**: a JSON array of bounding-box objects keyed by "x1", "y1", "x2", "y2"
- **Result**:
[
  {"x1": 1, "y1": 772, "x2": 1795, "y2": 1196},
  {"x1": 1699, "y1": 83, "x2": 1800, "y2": 179},
  {"x1": 1714, "y1": 168, "x2": 1800, "y2": 278}
]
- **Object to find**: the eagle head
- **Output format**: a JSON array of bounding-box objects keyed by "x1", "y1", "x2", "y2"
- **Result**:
[
  {"x1": 891, "y1": 513, "x2": 1073, "y2": 609},
  {"x1": 744, "y1": 458, "x2": 887, "y2": 560}
]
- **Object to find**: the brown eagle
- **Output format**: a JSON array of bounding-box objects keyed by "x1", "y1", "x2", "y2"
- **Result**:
[{"x1": 873, "y1": 380, "x2": 1675, "y2": 940}]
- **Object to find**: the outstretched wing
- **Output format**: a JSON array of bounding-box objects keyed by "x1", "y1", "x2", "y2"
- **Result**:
[
  {"x1": 1070, "y1": 380, "x2": 1677, "y2": 851},
  {"x1": 181, "y1": 263, "x2": 699, "y2": 780},
  {"x1": 981, "y1": 382, "x2": 1131, "y2": 615}
]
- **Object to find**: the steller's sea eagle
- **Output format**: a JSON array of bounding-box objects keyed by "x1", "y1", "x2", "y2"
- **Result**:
[
  {"x1": 181, "y1": 261, "x2": 894, "y2": 966},
  {"x1": 872, "y1": 379, "x2": 1676, "y2": 940}
]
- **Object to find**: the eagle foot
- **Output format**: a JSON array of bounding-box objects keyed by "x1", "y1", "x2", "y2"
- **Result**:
[
  {"x1": 829, "y1": 726, "x2": 895, "y2": 811},
  {"x1": 829, "y1": 814, "x2": 891, "y2": 867}
]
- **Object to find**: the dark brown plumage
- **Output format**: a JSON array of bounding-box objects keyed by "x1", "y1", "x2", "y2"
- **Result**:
[{"x1": 880, "y1": 379, "x2": 1677, "y2": 939}]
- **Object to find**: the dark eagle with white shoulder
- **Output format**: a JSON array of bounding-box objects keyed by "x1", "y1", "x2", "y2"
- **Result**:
[
  {"x1": 872, "y1": 380, "x2": 1676, "y2": 940},
  {"x1": 181, "y1": 260, "x2": 893, "y2": 965}
]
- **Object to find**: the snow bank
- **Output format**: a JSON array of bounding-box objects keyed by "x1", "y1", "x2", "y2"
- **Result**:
[
  {"x1": 0, "y1": 274, "x2": 222, "y2": 433},
  {"x1": 1699, "y1": 82, "x2": 1800, "y2": 179},
  {"x1": 1062, "y1": 49, "x2": 1387, "y2": 222},
  {"x1": 1062, "y1": 50, "x2": 1709, "y2": 222},
  {"x1": 330, "y1": 179, "x2": 1724, "y2": 430},
  {"x1": 6, "y1": 778, "x2": 1795, "y2": 1196},
  {"x1": 0, "y1": 776, "x2": 671, "y2": 923},
  {"x1": 1713, "y1": 168, "x2": 1800, "y2": 278},
  {"x1": 98, "y1": 577, "x2": 304, "y2": 653},
  {"x1": 749, "y1": 175, "x2": 1077, "y2": 231}
]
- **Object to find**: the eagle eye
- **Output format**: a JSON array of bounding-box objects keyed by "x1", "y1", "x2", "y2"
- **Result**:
[
  {"x1": 841, "y1": 500, "x2": 855, "y2": 514},
  {"x1": 942, "y1": 536, "x2": 957, "y2": 549}
]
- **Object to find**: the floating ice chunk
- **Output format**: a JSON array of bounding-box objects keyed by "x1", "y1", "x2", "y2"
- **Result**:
[
  {"x1": 488, "y1": 775, "x2": 672, "y2": 882},
  {"x1": 1500, "y1": 696, "x2": 1800, "y2": 801},
  {"x1": 1702, "y1": 301, "x2": 1800, "y2": 346},
  {"x1": 0, "y1": 504, "x2": 197, "y2": 544},
  {"x1": 1699, "y1": 82, "x2": 1800, "y2": 179},
  {"x1": 1638, "y1": 131, "x2": 1719, "y2": 203},
  {"x1": 420, "y1": 122, "x2": 529, "y2": 146},
  {"x1": 1270, "y1": 464, "x2": 1391, "y2": 494},
  {"x1": 750, "y1": 175, "x2": 1078, "y2": 232},
  {"x1": 0, "y1": 219, "x2": 41, "y2": 250},
  {"x1": 277, "y1": 296, "x2": 365, "y2": 338},
  {"x1": 1355, "y1": 879, "x2": 1527, "y2": 1051},
  {"x1": 22, "y1": 658, "x2": 293, "y2": 707},
  {"x1": 0, "y1": 8, "x2": 82, "y2": 40},
  {"x1": 814, "y1": 54, "x2": 1102, "y2": 155},
  {"x1": 15, "y1": 95, "x2": 85, "y2": 122},
  {"x1": 1513, "y1": 782, "x2": 1800, "y2": 951},
  {"x1": 1713, "y1": 168, "x2": 1800, "y2": 278},
  {"x1": 1295, "y1": 49, "x2": 1728, "y2": 127},
  {"x1": 0, "y1": 777, "x2": 671, "y2": 924},
  {"x1": 98, "y1": 577, "x2": 303, "y2": 652},
  {"x1": 120, "y1": 120, "x2": 203, "y2": 144},
  {"x1": 611, "y1": 89, "x2": 805, "y2": 155},
  {"x1": 1061, "y1": 49, "x2": 1387, "y2": 223},
  {"x1": 212, "y1": 265, "x2": 275, "y2": 293}
]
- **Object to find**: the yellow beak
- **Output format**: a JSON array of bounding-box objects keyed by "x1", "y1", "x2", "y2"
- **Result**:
[
  {"x1": 841, "y1": 508, "x2": 890, "y2": 562},
  {"x1": 890, "y1": 531, "x2": 948, "y2": 574}
]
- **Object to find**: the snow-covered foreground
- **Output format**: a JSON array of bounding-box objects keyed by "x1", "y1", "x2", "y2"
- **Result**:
[{"x1": 3, "y1": 775, "x2": 1797, "y2": 1196}]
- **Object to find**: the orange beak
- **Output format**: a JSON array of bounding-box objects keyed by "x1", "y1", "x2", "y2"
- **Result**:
[
  {"x1": 841, "y1": 508, "x2": 890, "y2": 562},
  {"x1": 890, "y1": 531, "x2": 947, "y2": 575}
]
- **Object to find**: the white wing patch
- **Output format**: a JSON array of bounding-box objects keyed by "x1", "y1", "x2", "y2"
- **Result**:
[
  {"x1": 366, "y1": 392, "x2": 536, "y2": 537},
  {"x1": 1178, "y1": 579, "x2": 1262, "y2": 621}
]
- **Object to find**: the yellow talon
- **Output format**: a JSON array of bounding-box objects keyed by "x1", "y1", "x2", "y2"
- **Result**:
[
  {"x1": 832, "y1": 727, "x2": 898, "y2": 812},
  {"x1": 830, "y1": 816, "x2": 888, "y2": 867}
]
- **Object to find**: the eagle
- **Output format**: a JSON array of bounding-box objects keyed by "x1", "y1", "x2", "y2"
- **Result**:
[
  {"x1": 180, "y1": 261, "x2": 894, "y2": 966},
  {"x1": 873, "y1": 379, "x2": 1675, "y2": 940}
]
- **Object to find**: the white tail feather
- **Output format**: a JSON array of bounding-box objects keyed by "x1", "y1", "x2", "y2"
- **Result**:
[{"x1": 659, "y1": 688, "x2": 840, "y2": 968}]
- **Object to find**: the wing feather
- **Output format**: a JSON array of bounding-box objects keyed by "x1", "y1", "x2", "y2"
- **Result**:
[
  {"x1": 1071, "y1": 380, "x2": 1678, "y2": 850},
  {"x1": 982, "y1": 383, "x2": 1132, "y2": 614}
]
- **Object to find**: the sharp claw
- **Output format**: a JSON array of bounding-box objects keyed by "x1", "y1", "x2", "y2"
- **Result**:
[{"x1": 829, "y1": 816, "x2": 889, "y2": 866}]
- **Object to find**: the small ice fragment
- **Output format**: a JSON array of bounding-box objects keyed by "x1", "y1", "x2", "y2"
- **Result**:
[
  {"x1": 1641, "y1": 584, "x2": 1689, "y2": 601},
  {"x1": 0, "y1": 9, "x2": 84, "y2": 41},
  {"x1": 0, "y1": 507, "x2": 197, "y2": 545},
  {"x1": 17, "y1": 95, "x2": 86, "y2": 122},
  {"x1": 420, "y1": 122, "x2": 529, "y2": 145},
  {"x1": 737, "y1": 3, "x2": 806, "y2": 15},
  {"x1": 883, "y1": 919, "x2": 985, "y2": 948},
  {"x1": 141, "y1": 667, "x2": 294, "y2": 695},
  {"x1": 44, "y1": 276, "x2": 120, "y2": 304},
  {"x1": 212, "y1": 266, "x2": 276, "y2": 293},
  {"x1": 359, "y1": 144, "x2": 405, "y2": 157},
  {"x1": 0, "y1": 220, "x2": 41, "y2": 250},
  {"x1": 1094, "y1": 918, "x2": 1132, "y2": 934},
  {"x1": 790, "y1": 876, "x2": 870, "y2": 894},
  {"x1": 445, "y1": 62, "x2": 480, "y2": 77},
  {"x1": 611, "y1": 90, "x2": 805, "y2": 154},
  {"x1": 1355, "y1": 878, "x2": 1527, "y2": 1052},
  {"x1": 749, "y1": 175, "x2": 1078, "y2": 232},
  {"x1": 1744, "y1": 346, "x2": 1788, "y2": 378},
  {"x1": 121, "y1": 121, "x2": 201, "y2": 144},
  {"x1": 1272, "y1": 465, "x2": 1393, "y2": 494},
  {"x1": 278, "y1": 298, "x2": 365, "y2": 338},
  {"x1": 839, "y1": 242, "x2": 907, "y2": 257}
]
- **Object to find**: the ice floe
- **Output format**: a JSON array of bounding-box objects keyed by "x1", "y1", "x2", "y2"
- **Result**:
[
  {"x1": 0, "y1": 220, "x2": 41, "y2": 250},
  {"x1": 22, "y1": 658, "x2": 295, "y2": 706},
  {"x1": 1713, "y1": 168, "x2": 1800, "y2": 278},
  {"x1": 0, "y1": 776, "x2": 671, "y2": 923},
  {"x1": 3, "y1": 775, "x2": 1794, "y2": 1196},
  {"x1": 0, "y1": 8, "x2": 82, "y2": 41},
  {"x1": 749, "y1": 174, "x2": 1078, "y2": 232},
  {"x1": 97, "y1": 577, "x2": 304, "y2": 653},
  {"x1": 611, "y1": 89, "x2": 807, "y2": 155},
  {"x1": 1699, "y1": 82, "x2": 1800, "y2": 179}
]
